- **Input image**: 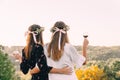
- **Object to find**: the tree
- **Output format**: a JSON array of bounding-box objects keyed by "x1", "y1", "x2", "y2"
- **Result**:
[{"x1": 0, "y1": 49, "x2": 16, "y2": 80}]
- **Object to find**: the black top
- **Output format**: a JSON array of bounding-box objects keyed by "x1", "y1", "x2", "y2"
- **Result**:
[{"x1": 20, "y1": 44, "x2": 52, "y2": 80}]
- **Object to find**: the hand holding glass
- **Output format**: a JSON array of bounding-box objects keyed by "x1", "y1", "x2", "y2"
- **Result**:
[{"x1": 13, "y1": 51, "x2": 21, "y2": 62}]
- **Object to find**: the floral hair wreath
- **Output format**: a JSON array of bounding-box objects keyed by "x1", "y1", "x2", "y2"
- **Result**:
[
  {"x1": 25, "y1": 27, "x2": 44, "y2": 36},
  {"x1": 50, "y1": 25, "x2": 70, "y2": 33},
  {"x1": 33, "y1": 27, "x2": 44, "y2": 35},
  {"x1": 24, "y1": 27, "x2": 44, "y2": 44}
]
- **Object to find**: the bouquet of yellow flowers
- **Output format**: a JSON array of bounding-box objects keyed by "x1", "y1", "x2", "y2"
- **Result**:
[{"x1": 75, "y1": 65, "x2": 106, "y2": 80}]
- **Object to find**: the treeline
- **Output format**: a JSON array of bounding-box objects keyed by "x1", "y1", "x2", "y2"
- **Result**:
[
  {"x1": 1, "y1": 45, "x2": 120, "y2": 61},
  {"x1": 1, "y1": 45, "x2": 120, "y2": 80},
  {"x1": 75, "y1": 45, "x2": 120, "y2": 61}
]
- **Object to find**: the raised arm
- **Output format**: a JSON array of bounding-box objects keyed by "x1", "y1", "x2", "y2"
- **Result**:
[{"x1": 82, "y1": 38, "x2": 89, "y2": 64}]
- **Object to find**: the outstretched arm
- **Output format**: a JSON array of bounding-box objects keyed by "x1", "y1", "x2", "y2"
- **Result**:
[
  {"x1": 30, "y1": 45, "x2": 72, "y2": 75},
  {"x1": 50, "y1": 66, "x2": 72, "y2": 74},
  {"x1": 30, "y1": 66, "x2": 72, "y2": 75}
]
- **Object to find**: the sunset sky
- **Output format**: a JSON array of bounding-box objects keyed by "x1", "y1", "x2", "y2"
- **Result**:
[{"x1": 0, "y1": 0, "x2": 120, "y2": 46}]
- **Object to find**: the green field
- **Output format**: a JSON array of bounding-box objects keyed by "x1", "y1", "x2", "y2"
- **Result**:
[{"x1": 0, "y1": 45, "x2": 120, "y2": 80}]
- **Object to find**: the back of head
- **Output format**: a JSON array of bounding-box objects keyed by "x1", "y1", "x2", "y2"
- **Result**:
[
  {"x1": 28, "y1": 24, "x2": 44, "y2": 45},
  {"x1": 51, "y1": 21, "x2": 69, "y2": 32},
  {"x1": 24, "y1": 24, "x2": 44, "y2": 59},
  {"x1": 48, "y1": 21, "x2": 69, "y2": 61},
  {"x1": 28, "y1": 24, "x2": 40, "y2": 32}
]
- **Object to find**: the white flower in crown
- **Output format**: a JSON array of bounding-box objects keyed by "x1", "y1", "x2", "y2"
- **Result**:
[
  {"x1": 63, "y1": 25, "x2": 70, "y2": 31},
  {"x1": 34, "y1": 27, "x2": 44, "y2": 34},
  {"x1": 50, "y1": 26, "x2": 69, "y2": 33},
  {"x1": 39, "y1": 27, "x2": 44, "y2": 32}
]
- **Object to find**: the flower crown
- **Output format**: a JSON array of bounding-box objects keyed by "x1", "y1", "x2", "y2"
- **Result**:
[
  {"x1": 50, "y1": 26, "x2": 69, "y2": 33},
  {"x1": 33, "y1": 27, "x2": 44, "y2": 35}
]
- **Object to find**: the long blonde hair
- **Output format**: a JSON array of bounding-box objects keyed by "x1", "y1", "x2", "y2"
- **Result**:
[
  {"x1": 47, "y1": 21, "x2": 69, "y2": 61},
  {"x1": 24, "y1": 24, "x2": 44, "y2": 59}
]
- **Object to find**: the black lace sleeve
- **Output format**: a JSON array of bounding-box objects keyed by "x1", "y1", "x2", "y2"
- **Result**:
[
  {"x1": 36, "y1": 45, "x2": 53, "y2": 73},
  {"x1": 20, "y1": 49, "x2": 29, "y2": 74}
]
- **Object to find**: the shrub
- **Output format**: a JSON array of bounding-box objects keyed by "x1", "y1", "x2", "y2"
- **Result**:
[
  {"x1": 76, "y1": 59, "x2": 120, "y2": 80},
  {"x1": 0, "y1": 50, "x2": 16, "y2": 80}
]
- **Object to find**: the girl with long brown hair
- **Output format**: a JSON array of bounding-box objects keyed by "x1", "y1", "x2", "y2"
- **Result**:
[
  {"x1": 44, "y1": 21, "x2": 89, "y2": 80},
  {"x1": 13, "y1": 24, "x2": 72, "y2": 80}
]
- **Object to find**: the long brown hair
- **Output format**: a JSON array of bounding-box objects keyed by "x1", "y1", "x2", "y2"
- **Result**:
[
  {"x1": 24, "y1": 24, "x2": 44, "y2": 59},
  {"x1": 47, "y1": 21, "x2": 69, "y2": 61}
]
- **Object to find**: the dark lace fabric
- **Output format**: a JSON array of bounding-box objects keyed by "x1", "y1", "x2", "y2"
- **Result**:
[{"x1": 20, "y1": 44, "x2": 52, "y2": 80}]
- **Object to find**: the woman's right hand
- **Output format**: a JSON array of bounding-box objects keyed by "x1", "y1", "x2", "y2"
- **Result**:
[
  {"x1": 82, "y1": 37, "x2": 89, "y2": 65},
  {"x1": 83, "y1": 38, "x2": 89, "y2": 48},
  {"x1": 13, "y1": 53, "x2": 21, "y2": 60},
  {"x1": 13, "y1": 51, "x2": 22, "y2": 63}
]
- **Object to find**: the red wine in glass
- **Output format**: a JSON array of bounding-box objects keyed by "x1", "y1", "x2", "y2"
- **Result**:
[{"x1": 83, "y1": 35, "x2": 88, "y2": 38}]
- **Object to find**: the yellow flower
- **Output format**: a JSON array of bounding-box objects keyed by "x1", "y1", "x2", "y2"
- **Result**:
[{"x1": 75, "y1": 65, "x2": 105, "y2": 80}]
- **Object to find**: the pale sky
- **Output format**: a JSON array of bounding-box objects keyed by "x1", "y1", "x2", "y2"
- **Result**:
[{"x1": 0, "y1": 0, "x2": 120, "y2": 46}]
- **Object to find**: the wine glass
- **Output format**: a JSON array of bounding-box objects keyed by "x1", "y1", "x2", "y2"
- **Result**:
[
  {"x1": 83, "y1": 35, "x2": 88, "y2": 38},
  {"x1": 83, "y1": 33, "x2": 88, "y2": 38},
  {"x1": 13, "y1": 50, "x2": 20, "y2": 62}
]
